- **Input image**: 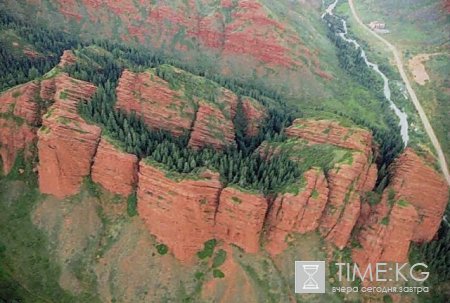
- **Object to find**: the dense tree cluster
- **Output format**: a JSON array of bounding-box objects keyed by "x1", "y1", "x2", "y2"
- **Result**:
[
  {"x1": 0, "y1": 11, "x2": 78, "y2": 91},
  {"x1": 79, "y1": 81, "x2": 300, "y2": 194},
  {"x1": 60, "y1": 42, "x2": 301, "y2": 194}
]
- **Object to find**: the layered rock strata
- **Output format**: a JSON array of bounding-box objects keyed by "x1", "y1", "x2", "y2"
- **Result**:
[
  {"x1": 241, "y1": 97, "x2": 266, "y2": 137},
  {"x1": 188, "y1": 101, "x2": 236, "y2": 150},
  {"x1": 215, "y1": 187, "x2": 268, "y2": 253},
  {"x1": 0, "y1": 82, "x2": 40, "y2": 174},
  {"x1": 353, "y1": 148, "x2": 449, "y2": 269},
  {"x1": 115, "y1": 69, "x2": 195, "y2": 137},
  {"x1": 91, "y1": 137, "x2": 138, "y2": 196},
  {"x1": 137, "y1": 162, "x2": 222, "y2": 262},
  {"x1": 265, "y1": 169, "x2": 329, "y2": 255},
  {"x1": 38, "y1": 74, "x2": 100, "y2": 198}
]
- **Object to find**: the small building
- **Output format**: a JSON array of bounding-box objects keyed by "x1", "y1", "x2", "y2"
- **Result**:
[{"x1": 369, "y1": 21, "x2": 386, "y2": 30}]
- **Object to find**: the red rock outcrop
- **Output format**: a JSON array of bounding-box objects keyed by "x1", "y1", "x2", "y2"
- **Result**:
[
  {"x1": 265, "y1": 169, "x2": 329, "y2": 255},
  {"x1": 215, "y1": 187, "x2": 268, "y2": 253},
  {"x1": 115, "y1": 69, "x2": 196, "y2": 137},
  {"x1": 40, "y1": 78, "x2": 57, "y2": 101},
  {"x1": 387, "y1": 149, "x2": 449, "y2": 242},
  {"x1": 137, "y1": 162, "x2": 222, "y2": 262},
  {"x1": 0, "y1": 81, "x2": 40, "y2": 125},
  {"x1": 0, "y1": 120, "x2": 36, "y2": 174},
  {"x1": 353, "y1": 149, "x2": 449, "y2": 270},
  {"x1": 241, "y1": 97, "x2": 266, "y2": 137},
  {"x1": 353, "y1": 198, "x2": 419, "y2": 273},
  {"x1": 286, "y1": 119, "x2": 373, "y2": 154},
  {"x1": 91, "y1": 137, "x2": 138, "y2": 196},
  {"x1": 284, "y1": 118, "x2": 377, "y2": 249},
  {"x1": 188, "y1": 101, "x2": 236, "y2": 150},
  {"x1": 318, "y1": 151, "x2": 376, "y2": 249},
  {"x1": 0, "y1": 82, "x2": 41, "y2": 174},
  {"x1": 58, "y1": 50, "x2": 77, "y2": 67},
  {"x1": 38, "y1": 74, "x2": 100, "y2": 198}
]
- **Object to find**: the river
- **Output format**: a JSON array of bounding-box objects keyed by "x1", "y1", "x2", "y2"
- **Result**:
[{"x1": 322, "y1": 0, "x2": 409, "y2": 146}]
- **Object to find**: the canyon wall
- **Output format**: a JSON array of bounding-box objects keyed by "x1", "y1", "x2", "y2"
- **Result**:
[
  {"x1": 0, "y1": 82, "x2": 40, "y2": 174},
  {"x1": 116, "y1": 69, "x2": 236, "y2": 149},
  {"x1": 137, "y1": 162, "x2": 222, "y2": 262},
  {"x1": 91, "y1": 137, "x2": 138, "y2": 196},
  {"x1": 4, "y1": 52, "x2": 446, "y2": 265},
  {"x1": 37, "y1": 74, "x2": 101, "y2": 198},
  {"x1": 353, "y1": 148, "x2": 449, "y2": 269}
]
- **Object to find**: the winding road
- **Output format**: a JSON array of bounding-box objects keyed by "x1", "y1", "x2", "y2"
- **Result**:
[{"x1": 348, "y1": 0, "x2": 450, "y2": 186}]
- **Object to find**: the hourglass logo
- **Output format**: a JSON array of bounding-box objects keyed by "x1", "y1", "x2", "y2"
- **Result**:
[{"x1": 295, "y1": 261, "x2": 325, "y2": 293}]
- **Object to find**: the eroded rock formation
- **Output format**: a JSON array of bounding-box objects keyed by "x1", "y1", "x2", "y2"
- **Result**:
[
  {"x1": 282, "y1": 118, "x2": 378, "y2": 249},
  {"x1": 188, "y1": 101, "x2": 236, "y2": 150},
  {"x1": 241, "y1": 97, "x2": 266, "y2": 137},
  {"x1": 38, "y1": 74, "x2": 100, "y2": 198},
  {"x1": 353, "y1": 148, "x2": 449, "y2": 268},
  {"x1": 137, "y1": 162, "x2": 222, "y2": 262},
  {"x1": 115, "y1": 69, "x2": 195, "y2": 137},
  {"x1": 265, "y1": 169, "x2": 329, "y2": 255},
  {"x1": 286, "y1": 119, "x2": 373, "y2": 154},
  {"x1": 91, "y1": 137, "x2": 138, "y2": 196},
  {"x1": 58, "y1": 50, "x2": 77, "y2": 67},
  {"x1": 215, "y1": 187, "x2": 268, "y2": 253},
  {"x1": 0, "y1": 82, "x2": 41, "y2": 174}
]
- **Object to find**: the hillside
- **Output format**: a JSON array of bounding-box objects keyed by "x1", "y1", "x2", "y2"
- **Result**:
[
  {"x1": 1, "y1": 0, "x2": 338, "y2": 98},
  {"x1": 0, "y1": 39, "x2": 449, "y2": 302},
  {"x1": 0, "y1": 1, "x2": 449, "y2": 303}
]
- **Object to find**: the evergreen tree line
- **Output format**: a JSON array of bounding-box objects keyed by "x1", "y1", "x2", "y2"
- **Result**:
[
  {"x1": 78, "y1": 82, "x2": 300, "y2": 194},
  {"x1": 0, "y1": 10, "x2": 79, "y2": 91}
]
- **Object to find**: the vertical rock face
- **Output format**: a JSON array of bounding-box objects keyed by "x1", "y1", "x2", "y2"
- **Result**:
[
  {"x1": 265, "y1": 169, "x2": 329, "y2": 255},
  {"x1": 352, "y1": 192, "x2": 419, "y2": 270},
  {"x1": 115, "y1": 69, "x2": 196, "y2": 137},
  {"x1": 215, "y1": 187, "x2": 268, "y2": 253},
  {"x1": 91, "y1": 137, "x2": 138, "y2": 196},
  {"x1": 387, "y1": 149, "x2": 449, "y2": 242},
  {"x1": 241, "y1": 97, "x2": 266, "y2": 137},
  {"x1": 0, "y1": 120, "x2": 36, "y2": 174},
  {"x1": 137, "y1": 162, "x2": 223, "y2": 262},
  {"x1": 116, "y1": 68, "x2": 237, "y2": 150},
  {"x1": 319, "y1": 151, "x2": 374, "y2": 249},
  {"x1": 38, "y1": 74, "x2": 101, "y2": 198},
  {"x1": 353, "y1": 148, "x2": 449, "y2": 269},
  {"x1": 0, "y1": 82, "x2": 41, "y2": 174},
  {"x1": 284, "y1": 118, "x2": 378, "y2": 249},
  {"x1": 188, "y1": 101, "x2": 236, "y2": 150}
]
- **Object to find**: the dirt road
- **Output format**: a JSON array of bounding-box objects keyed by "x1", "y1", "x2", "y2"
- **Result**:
[{"x1": 348, "y1": 0, "x2": 450, "y2": 185}]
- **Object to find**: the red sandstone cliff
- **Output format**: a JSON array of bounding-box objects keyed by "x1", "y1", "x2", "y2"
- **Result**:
[
  {"x1": 188, "y1": 101, "x2": 236, "y2": 150},
  {"x1": 137, "y1": 161, "x2": 270, "y2": 259},
  {"x1": 353, "y1": 149, "x2": 449, "y2": 269},
  {"x1": 286, "y1": 119, "x2": 373, "y2": 154},
  {"x1": 115, "y1": 69, "x2": 195, "y2": 137},
  {"x1": 282, "y1": 119, "x2": 378, "y2": 249},
  {"x1": 0, "y1": 82, "x2": 41, "y2": 174},
  {"x1": 265, "y1": 169, "x2": 329, "y2": 255},
  {"x1": 91, "y1": 137, "x2": 138, "y2": 196},
  {"x1": 38, "y1": 74, "x2": 100, "y2": 198},
  {"x1": 137, "y1": 162, "x2": 222, "y2": 262},
  {"x1": 58, "y1": 50, "x2": 77, "y2": 67},
  {"x1": 215, "y1": 187, "x2": 268, "y2": 253},
  {"x1": 241, "y1": 97, "x2": 266, "y2": 137}
]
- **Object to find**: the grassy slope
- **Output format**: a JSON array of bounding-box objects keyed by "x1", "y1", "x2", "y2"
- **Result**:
[
  {"x1": 0, "y1": 155, "x2": 352, "y2": 302},
  {"x1": 351, "y1": 0, "x2": 450, "y2": 161}
]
